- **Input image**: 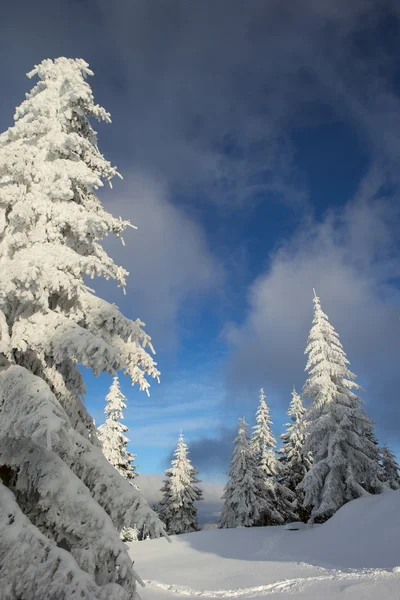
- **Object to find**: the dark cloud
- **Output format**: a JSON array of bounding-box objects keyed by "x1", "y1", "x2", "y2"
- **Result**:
[
  {"x1": 3, "y1": 0, "x2": 400, "y2": 205},
  {"x1": 189, "y1": 427, "x2": 237, "y2": 474},
  {"x1": 95, "y1": 0, "x2": 400, "y2": 205}
]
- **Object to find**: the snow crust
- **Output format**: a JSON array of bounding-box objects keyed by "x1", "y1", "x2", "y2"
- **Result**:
[{"x1": 130, "y1": 490, "x2": 400, "y2": 599}]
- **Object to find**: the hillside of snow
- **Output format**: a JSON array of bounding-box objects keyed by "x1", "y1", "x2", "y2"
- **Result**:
[{"x1": 128, "y1": 490, "x2": 400, "y2": 599}]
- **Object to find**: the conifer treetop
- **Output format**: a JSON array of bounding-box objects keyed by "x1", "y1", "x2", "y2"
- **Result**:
[
  {"x1": 299, "y1": 291, "x2": 382, "y2": 522},
  {"x1": 104, "y1": 376, "x2": 128, "y2": 422},
  {"x1": 252, "y1": 388, "x2": 278, "y2": 477},
  {"x1": 97, "y1": 376, "x2": 138, "y2": 481},
  {"x1": 278, "y1": 386, "x2": 312, "y2": 500},
  {"x1": 280, "y1": 386, "x2": 307, "y2": 442},
  {"x1": 380, "y1": 445, "x2": 400, "y2": 490},
  {"x1": 252, "y1": 388, "x2": 275, "y2": 449},
  {"x1": 283, "y1": 387, "x2": 308, "y2": 431},
  {"x1": 166, "y1": 431, "x2": 201, "y2": 495},
  {"x1": 158, "y1": 431, "x2": 202, "y2": 535},
  {"x1": 220, "y1": 418, "x2": 265, "y2": 528},
  {"x1": 304, "y1": 290, "x2": 359, "y2": 416},
  {"x1": 0, "y1": 57, "x2": 159, "y2": 394}
]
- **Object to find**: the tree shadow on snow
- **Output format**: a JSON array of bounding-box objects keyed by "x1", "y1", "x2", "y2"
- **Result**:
[{"x1": 183, "y1": 491, "x2": 400, "y2": 571}]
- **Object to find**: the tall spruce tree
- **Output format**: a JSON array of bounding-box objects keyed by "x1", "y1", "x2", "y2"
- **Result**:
[
  {"x1": 98, "y1": 376, "x2": 139, "y2": 542},
  {"x1": 252, "y1": 390, "x2": 297, "y2": 525},
  {"x1": 158, "y1": 432, "x2": 202, "y2": 535},
  {"x1": 220, "y1": 418, "x2": 265, "y2": 528},
  {"x1": 0, "y1": 58, "x2": 165, "y2": 599},
  {"x1": 298, "y1": 290, "x2": 383, "y2": 523},
  {"x1": 380, "y1": 445, "x2": 400, "y2": 490}
]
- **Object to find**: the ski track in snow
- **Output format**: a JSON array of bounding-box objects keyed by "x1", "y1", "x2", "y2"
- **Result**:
[{"x1": 144, "y1": 568, "x2": 398, "y2": 598}]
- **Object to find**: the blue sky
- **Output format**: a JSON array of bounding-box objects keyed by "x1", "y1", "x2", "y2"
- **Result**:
[{"x1": 2, "y1": 0, "x2": 400, "y2": 483}]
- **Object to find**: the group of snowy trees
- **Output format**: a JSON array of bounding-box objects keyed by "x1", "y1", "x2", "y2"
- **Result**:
[
  {"x1": 220, "y1": 290, "x2": 400, "y2": 528},
  {"x1": 97, "y1": 373, "x2": 204, "y2": 537},
  {"x1": 220, "y1": 390, "x2": 302, "y2": 528},
  {"x1": 0, "y1": 58, "x2": 167, "y2": 599}
]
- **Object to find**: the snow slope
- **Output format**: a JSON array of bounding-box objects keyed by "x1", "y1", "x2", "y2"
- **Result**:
[{"x1": 128, "y1": 490, "x2": 400, "y2": 599}]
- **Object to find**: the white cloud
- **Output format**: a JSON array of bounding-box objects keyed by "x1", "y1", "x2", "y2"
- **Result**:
[
  {"x1": 135, "y1": 473, "x2": 164, "y2": 506},
  {"x1": 121, "y1": 366, "x2": 225, "y2": 451},
  {"x1": 131, "y1": 417, "x2": 217, "y2": 449},
  {"x1": 98, "y1": 170, "x2": 223, "y2": 347},
  {"x1": 225, "y1": 174, "x2": 400, "y2": 445}
]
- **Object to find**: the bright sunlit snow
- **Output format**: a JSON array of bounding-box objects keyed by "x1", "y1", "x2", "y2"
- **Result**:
[{"x1": 129, "y1": 490, "x2": 400, "y2": 599}]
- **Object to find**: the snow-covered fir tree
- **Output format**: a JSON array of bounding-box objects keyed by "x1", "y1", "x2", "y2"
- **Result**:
[
  {"x1": 98, "y1": 376, "x2": 138, "y2": 481},
  {"x1": 98, "y1": 376, "x2": 139, "y2": 542},
  {"x1": 278, "y1": 387, "x2": 312, "y2": 489},
  {"x1": 252, "y1": 389, "x2": 276, "y2": 475},
  {"x1": 252, "y1": 390, "x2": 297, "y2": 525},
  {"x1": 380, "y1": 445, "x2": 400, "y2": 490},
  {"x1": 252, "y1": 389, "x2": 284, "y2": 525},
  {"x1": 278, "y1": 387, "x2": 312, "y2": 520},
  {"x1": 158, "y1": 432, "x2": 202, "y2": 535},
  {"x1": 220, "y1": 418, "x2": 265, "y2": 528},
  {"x1": 298, "y1": 290, "x2": 383, "y2": 524},
  {"x1": 0, "y1": 58, "x2": 166, "y2": 599}
]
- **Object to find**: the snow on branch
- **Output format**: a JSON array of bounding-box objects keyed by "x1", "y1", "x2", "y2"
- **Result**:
[
  {"x1": 0, "y1": 365, "x2": 167, "y2": 594},
  {"x1": 0, "y1": 482, "x2": 128, "y2": 600}
]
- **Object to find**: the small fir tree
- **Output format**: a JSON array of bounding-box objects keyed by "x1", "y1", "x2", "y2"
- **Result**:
[
  {"x1": 98, "y1": 376, "x2": 138, "y2": 481},
  {"x1": 220, "y1": 418, "x2": 265, "y2": 528},
  {"x1": 278, "y1": 387, "x2": 312, "y2": 520},
  {"x1": 98, "y1": 376, "x2": 139, "y2": 541},
  {"x1": 298, "y1": 290, "x2": 383, "y2": 523},
  {"x1": 380, "y1": 445, "x2": 400, "y2": 490},
  {"x1": 158, "y1": 432, "x2": 202, "y2": 535},
  {"x1": 252, "y1": 390, "x2": 297, "y2": 525},
  {"x1": 252, "y1": 389, "x2": 277, "y2": 476}
]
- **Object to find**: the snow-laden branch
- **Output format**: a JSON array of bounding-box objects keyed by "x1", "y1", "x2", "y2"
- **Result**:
[
  {"x1": 0, "y1": 365, "x2": 167, "y2": 595},
  {"x1": 0, "y1": 482, "x2": 129, "y2": 600}
]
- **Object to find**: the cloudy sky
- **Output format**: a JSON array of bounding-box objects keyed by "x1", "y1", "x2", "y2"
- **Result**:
[{"x1": 2, "y1": 1, "x2": 400, "y2": 499}]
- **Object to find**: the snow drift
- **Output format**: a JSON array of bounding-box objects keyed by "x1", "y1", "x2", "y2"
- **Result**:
[{"x1": 130, "y1": 490, "x2": 400, "y2": 599}]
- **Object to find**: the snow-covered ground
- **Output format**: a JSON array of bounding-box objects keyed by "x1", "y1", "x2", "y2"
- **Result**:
[{"x1": 128, "y1": 490, "x2": 400, "y2": 599}]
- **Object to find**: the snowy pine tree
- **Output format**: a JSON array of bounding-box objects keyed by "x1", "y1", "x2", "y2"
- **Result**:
[
  {"x1": 98, "y1": 376, "x2": 139, "y2": 542},
  {"x1": 252, "y1": 390, "x2": 297, "y2": 525},
  {"x1": 278, "y1": 387, "x2": 312, "y2": 492},
  {"x1": 298, "y1": 290, "x2": 383, "y2": 523},
  {"x1": 278, "y1": 387, "x2": 312, "y2": 520},
  {"x1": 0, "y1": 58, "x2": 166, "y2": 599},
  {"x1": 158, "y1": 432, "x2": 202, "y2": 535},
  {"x1": 98, "y1": 376, "x2": 138, "y2": 481},
  {"x1": 380, "y1": 445, "x2": 400, "y2": 490},
  {"x1": 220, "y1": 418, "x2": 265, "y2": 528},
  {"x1": 252, "y1": 389, "x2": 276, "y2": 476},
  {"x1": 278, "y1": 387, "x2": 312, "y2": 489}
]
